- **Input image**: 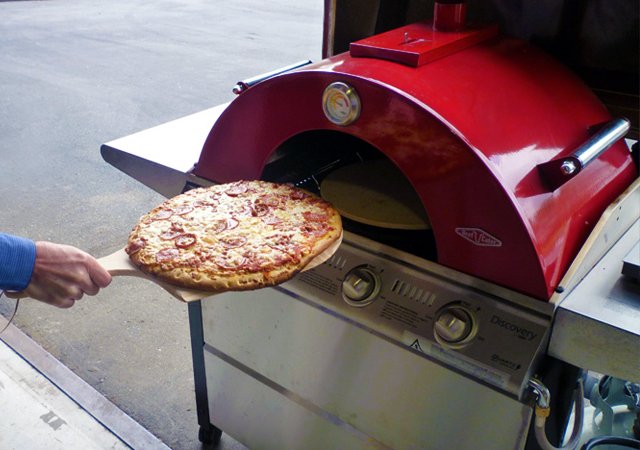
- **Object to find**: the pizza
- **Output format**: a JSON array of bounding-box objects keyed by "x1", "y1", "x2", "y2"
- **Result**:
[{"x1": 125, "y1": 180, "x2": 342, "y2": 292}]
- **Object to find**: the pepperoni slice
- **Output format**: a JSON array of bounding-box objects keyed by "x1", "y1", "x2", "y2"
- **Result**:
[
  {"x1": 251, "y1": 203, "x2": 270, "y2": 217},
  {"x1": 191, "y1": 199, "x2": 213, "y2": 209},
  {"x1": 224, "y1": 183, "x2": 248, "y2": 197},
  {"x1": 210, "y1": 217, "x2": 240, "y2": 232},
  {"x1": 226, "y1": 217, "x2": 239, "y2": 230},
  {"x1": 207, "y1": 219, "x2": 228, "y2": 234},
  {"x1": 258, "y1": 194, "x2": 281, "y2": 207},
  {"x1": 160, "y1": 230, "x2": 182, "y2": 240},
  {"x1": 302, "y1": 211, "x2": 328, "y2": 222},
  {"x1": 160, "y1": 221, "x2": 186, "y2": 240},
  {"x1": 290, "y1": 190, "x2": 308, "y2": 200},
  {"x1": 261, "y1": 215, "x2": 282, "y2": 226},
  {"x1": 232, "y1": 203, "x2": 253, "y2": 217},
  {"x1": 220, "y1": 235, "x2": 248, "y2": 248},
  {"x1": 175, "y1": 233, "x2": 197, "y2": 248},
  {"x1": 169, "y1": 221, "x2": 185, "y2": 231},
  {"x1": 156, "y1": 248, "x2": 179, "y2": 263},
  {"x1": 150, "y1": 209, "x2": 173, "y2": 221},
  {"x1": 173, "y1": 204, "x2": 194, "y2": 216},
  {"x1": 125, "y1": 238, "x2": 146, "y2": 255},
  {"x1": 301, "y1": 223, "x2": 330, "y2": 237}
]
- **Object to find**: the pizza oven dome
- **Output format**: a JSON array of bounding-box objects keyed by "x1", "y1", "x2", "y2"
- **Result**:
[{"x1": 194, "y1": 35, "x2": 636, "y2": 300}]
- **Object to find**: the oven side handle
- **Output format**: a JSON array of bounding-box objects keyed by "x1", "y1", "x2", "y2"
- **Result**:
[
  {"x1": 188, "y1": 300, "x2": 223, "y2": 445},
  {"x1": 537, "y1": 118, "x2": 631, "y2": 190}
]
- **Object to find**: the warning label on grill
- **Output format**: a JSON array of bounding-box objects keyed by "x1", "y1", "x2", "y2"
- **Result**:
[
  {"x1": 409, "y1": 339, "x2": 424, "y2": 352},
  {"x1": 298, "y1": 271, "x2": 339, "y2": 295},
  {"x1": 380, "y1": 301, "x2": 419, "y2": 328},
  {"x1": 403, "y1": 331, "x2": 510, "y2": 389}
]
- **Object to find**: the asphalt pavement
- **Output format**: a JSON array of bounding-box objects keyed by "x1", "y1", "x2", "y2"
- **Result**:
[{"x1": 0, "y1": 1, "x2": 323, "y2": 448}]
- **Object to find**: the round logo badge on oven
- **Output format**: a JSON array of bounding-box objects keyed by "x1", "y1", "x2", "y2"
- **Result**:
[{"x1": 322, "y1": 82, "x2": 361, "y2": 126}]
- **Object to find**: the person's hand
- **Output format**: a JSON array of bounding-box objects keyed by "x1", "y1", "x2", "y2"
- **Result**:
[{"x1": 5, "y1": 242, "x2": 112, "y2": 308}]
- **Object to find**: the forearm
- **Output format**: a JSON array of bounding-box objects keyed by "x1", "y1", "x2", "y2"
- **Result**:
[{"x1": 0, "y1": 233, "x2": 36, "y2": 291}]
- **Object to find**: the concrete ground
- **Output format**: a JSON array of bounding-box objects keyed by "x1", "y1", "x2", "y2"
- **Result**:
[
  {"x1": 0, "y1": 316, "x2": 171, "y2": 450},
  {"x1": 0, "y1": 1, "x2": 322, "y2": 448}
]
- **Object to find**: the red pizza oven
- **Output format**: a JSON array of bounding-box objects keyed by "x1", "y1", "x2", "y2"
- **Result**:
[{"x1": 192, "y1": 17, "x2": 636, "y2": 301}]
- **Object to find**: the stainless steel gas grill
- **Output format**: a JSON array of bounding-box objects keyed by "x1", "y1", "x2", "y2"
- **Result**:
[{"x1": 101, "y1": 1, "x2": 639, "y2": 448}]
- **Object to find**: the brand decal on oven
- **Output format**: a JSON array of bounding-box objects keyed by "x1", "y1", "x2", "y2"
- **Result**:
[
  {"x1": 455, "y1": 227, "x2": 502, "y2": 247},
  {"x1": 490, "y1": 315, "x2": 537, "y2": 341},
  {"x1": 491, "y1": 354, "x2": 521, "y2": 371}
]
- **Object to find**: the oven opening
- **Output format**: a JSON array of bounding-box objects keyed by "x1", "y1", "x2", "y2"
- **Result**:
[{"x1": 261, "y1": 130, "x2": 437, "y2": 262}]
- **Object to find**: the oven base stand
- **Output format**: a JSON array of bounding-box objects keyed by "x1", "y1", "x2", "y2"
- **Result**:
[
  {"x1": 188, "y1": 301, "x2": 222, "y2": 446},
  {"x1": 198, "y1": 425, "x2": 222, "y2": 446}
]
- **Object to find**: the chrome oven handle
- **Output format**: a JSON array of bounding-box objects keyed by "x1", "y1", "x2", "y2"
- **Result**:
[
  {"x1": 569, "y1": 118, "x2": 630, "y2": 173},
  {"x1": 538, "y1": 118, "x2": 630, "y2": 189},
  {"x1": 232, "y1": 60, "x2": 312, "y2": 94}
]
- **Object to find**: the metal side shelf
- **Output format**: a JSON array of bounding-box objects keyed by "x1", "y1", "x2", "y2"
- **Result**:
[
  {"x1": 549, "y1": 218, "x2": 640, "y2": 382},
  {"x1": 100, "y1": 104, "x2": 227, "y2": 198}
]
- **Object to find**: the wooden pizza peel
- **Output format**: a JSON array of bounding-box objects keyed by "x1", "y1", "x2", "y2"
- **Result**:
[{"x1": 98, "y1": 233, "x2": 343, "y2": 302}]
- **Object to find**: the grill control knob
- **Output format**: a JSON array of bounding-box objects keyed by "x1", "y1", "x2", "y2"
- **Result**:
[
  {"x1": 434, "y1": 306, "x2": 475, "y2": 346},
  {"x1": 342, "y1": 267, "x2": 380, "y2": 306}
]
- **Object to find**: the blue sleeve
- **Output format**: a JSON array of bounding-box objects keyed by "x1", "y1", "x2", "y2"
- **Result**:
[{"x1": 0, "y1": 233, "x2": 36, "y2": 291}]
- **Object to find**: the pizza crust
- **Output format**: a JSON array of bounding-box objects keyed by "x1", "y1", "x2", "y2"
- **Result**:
[{"x1": 126, "y1": 181, "x2": 342, "y2": 293}]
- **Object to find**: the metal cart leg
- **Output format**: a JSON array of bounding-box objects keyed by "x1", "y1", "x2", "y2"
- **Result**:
[{"x1": 188, "y1": 300, "x2": 222, "y2": 446}]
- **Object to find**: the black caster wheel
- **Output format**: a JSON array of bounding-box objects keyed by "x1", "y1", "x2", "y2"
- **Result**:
[{"x1": 199, "y1": 424, "x2": 222, "y2": 446}]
